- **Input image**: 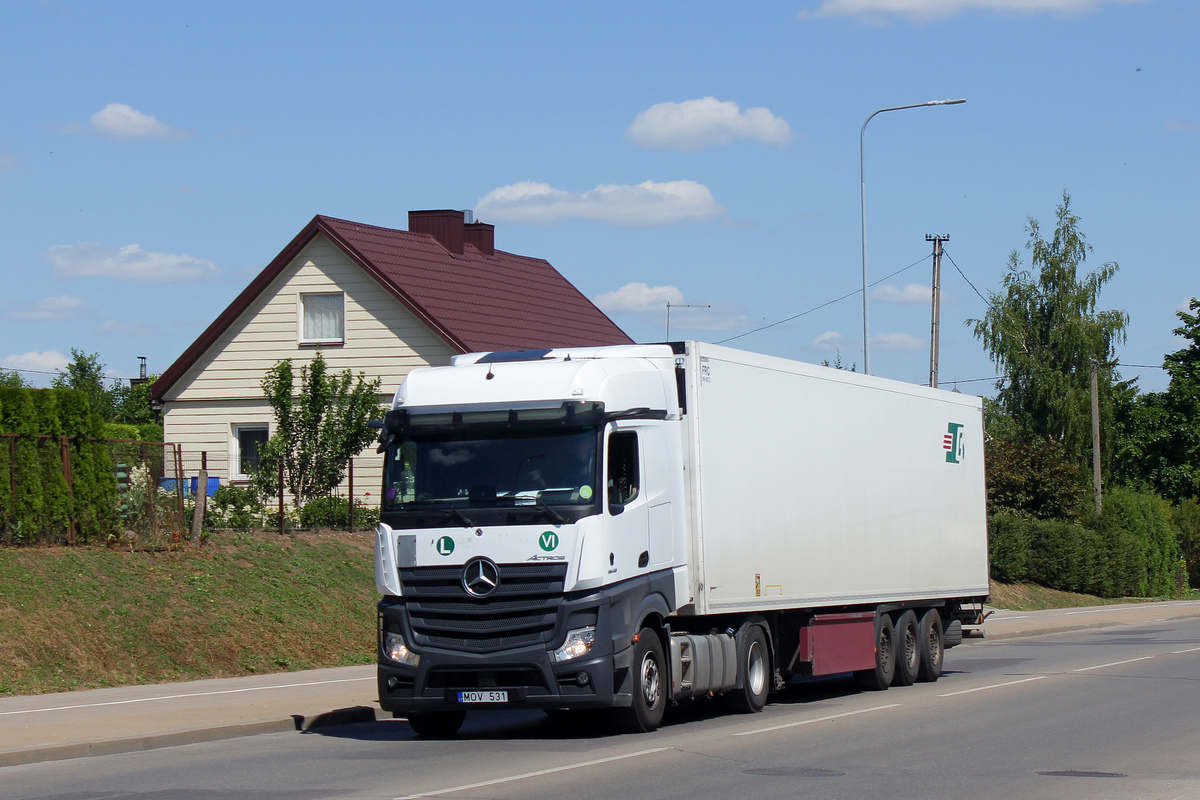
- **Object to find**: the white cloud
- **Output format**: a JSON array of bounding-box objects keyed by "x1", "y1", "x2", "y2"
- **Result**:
[
  {"x1": 7, "y1": 295, "x2": 89, "y2": 321},
  {"x1": 813, "y1": 331, "x2": 848, "y2": 349},
  {"x1": 626, "y1": 97, "x2": 793, "y2": 152},
  {"x1": 1164, "y1": 120, "x2": 1196, "y2": 133},
  {"x1": 45, "y1": 242, "x2": 219, "y2": 282},
  {"x1": 99, "y1": 319, "x2": 160, "y2": 336},
  {"x1": 595, "y1": 282, "x2": 685, "y2": 314},
  {"x1": 1, "y1": 350, "x2": 70, "y2": 374},
  {"x1": 477, "y1": 180, "x2": 725, "y2": 227},
  {"x1": 0, "y1": 151, "x2": 20, "y2": 171},
  {"x1": 90, "y1": 103, "x2": 186, "y2": 141},
  {"x1": 796, "y1": 0, "x2": 1146, "y2": 21},
  {"x1": 871, "y1": 283, "x2": 957, "y2": 303},
  {"x1": 872, "y1": 332, "x2": 925, "y2": 351}
]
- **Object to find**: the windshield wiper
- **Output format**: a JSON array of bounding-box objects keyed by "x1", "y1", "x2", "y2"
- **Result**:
[
  {"x1": 530, "y1": 497, "x2": 566, "y2": 525},
  {"x1": 405, "y1": 501, "x2": 475, "y2": 528}
]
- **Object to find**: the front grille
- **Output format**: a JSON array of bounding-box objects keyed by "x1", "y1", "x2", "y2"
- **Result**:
[
  {"x1": 400, "y1": 563, "x2": 567, "y2": 653},
  {"x1": 426, "y1": 667, "x2": 547, "y2": 691}
]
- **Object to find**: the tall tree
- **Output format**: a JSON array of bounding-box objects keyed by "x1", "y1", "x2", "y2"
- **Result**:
[
  {"x1": 970, "y1": 193, "x2": 1129, "y2": 467},
  {"x1": 0, "y1": 370, "x2": 30, "y2": 388},
  {"x1": 1113, "y1": 298, "x2": 1200, "y2": 502},
  {"x1": 253, "y1": 352, "x2": 383, "y2": 506},
  {"x1": 52, "y1": 349, "x2": 113, "y2": 420}
]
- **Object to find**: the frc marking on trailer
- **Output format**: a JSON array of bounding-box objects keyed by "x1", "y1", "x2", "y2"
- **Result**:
[{"x1": 944, "y1": 422, "x2": 965, "y2": 464}]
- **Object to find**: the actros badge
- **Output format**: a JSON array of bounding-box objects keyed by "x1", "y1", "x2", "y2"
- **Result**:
[{"x1": 461, "y1": 556, "x2": 500, "y2": 598}]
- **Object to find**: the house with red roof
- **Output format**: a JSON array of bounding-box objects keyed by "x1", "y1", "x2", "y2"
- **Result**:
[{"x1": 151, "y1": 210, "x2": 632, "y2": 503}]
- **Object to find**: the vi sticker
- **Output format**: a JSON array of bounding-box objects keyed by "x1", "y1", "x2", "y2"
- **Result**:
[{"x1": 538, "y1": 531, "x2": 559, "y2": 552}]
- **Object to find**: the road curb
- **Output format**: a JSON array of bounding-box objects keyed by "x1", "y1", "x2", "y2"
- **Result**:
[
  {"x1": 0, "y1": 707, "x2": 382, "y2": 769},
  {"x1": 979, "y1": 608, "x2": 1200, "y2": 641}
]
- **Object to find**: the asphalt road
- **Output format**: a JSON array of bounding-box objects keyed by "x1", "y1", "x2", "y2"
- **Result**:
[{"x1": 4, "y1": 615, "x2": 1200, "y2": 800}]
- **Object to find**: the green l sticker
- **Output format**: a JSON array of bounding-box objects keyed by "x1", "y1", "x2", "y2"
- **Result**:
[
  {"x1": 539, "y1": 531, "x2": 559, "y2": 552},
  {"x1": 436, "y1": 536, "x2": 455, "y2": 556}
]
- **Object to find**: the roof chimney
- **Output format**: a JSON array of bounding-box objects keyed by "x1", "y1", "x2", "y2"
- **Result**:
[
  {"x1": 408, "y1": 210, "x2": 467, "y2": 255},
  {"x1": 464, "y1": 221, "x2": 495, "y2": 256}
]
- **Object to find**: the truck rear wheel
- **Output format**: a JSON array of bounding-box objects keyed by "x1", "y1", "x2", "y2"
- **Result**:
[
  {"x1": 611, "y1": 628, "x2": 666, "y2": 733},
  {"x1": 406, "y1": 710, "x2": 466, "y2": 738},
  {"x1": 853, "y1": 612, "x2": 896, "y2": 691},
  {"x1": 917, "y1": 609, "x2": 944, "y2": 682},
  {"x1": 892, "y1": 610, "x2": 920, "y2": 687},
  {"x1": 725, "y1": 624, "x2": 770, "y2": 714}
]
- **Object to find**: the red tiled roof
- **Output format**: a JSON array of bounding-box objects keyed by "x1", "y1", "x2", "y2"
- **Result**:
[{"x1": 151, "y1": 214, "x2": 632, "y2": 401}]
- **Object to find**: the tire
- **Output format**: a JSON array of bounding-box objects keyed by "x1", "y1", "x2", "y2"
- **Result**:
[
  {"x1": 406, "y1": 710, "x2": 466, "y2": 738},
  {"x1": 917, "y1": 609, "x2": 944, "y2": 682},
  {"x1": 853, "y1": 612, "x2": 896, "y2": 691},
  {"x1": 725, "y1": 624, "x2": 770, "y2": 714},
  {"x1": 892, "y1": 610, "x2": 920, "y2": 687},
  {"x1": 610, "y1": 628, "x2": 666, "y2": 733}
]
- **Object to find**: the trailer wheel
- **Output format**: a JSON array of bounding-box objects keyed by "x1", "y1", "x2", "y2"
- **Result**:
[
  {"x1": 892, "y1": 611, "x2": 920, "y2": 687},
  {"x1": 853, "y1": 612, "x2": 896, "y2": 691},
  {"x1": 611, "y1": 628, "x2": 666, "y2": 733},
  {"x1": 917, "y1": 609, "x2": 944, "y2": 682},
  {"x1": 725, "y1": 624, "x2": 770, "y2": 714},
  {"x1": 406, "y1": 710, "x2": 466, "y2": 738}
]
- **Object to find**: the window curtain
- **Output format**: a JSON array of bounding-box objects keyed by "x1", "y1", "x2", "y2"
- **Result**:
[{"x1": 303, "y1": 293, "x2": 344, "y2": 340}]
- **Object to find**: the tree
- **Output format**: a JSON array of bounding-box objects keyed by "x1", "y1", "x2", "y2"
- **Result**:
[
  {"x1": 1112, "y1": 298, "x2": 1200, "y2": 502},
  {"x1": 970, "y1": 193, "x2": 1129, "y2": 468},
  {"x1": 253, "y1": 352, "x2": 383, "y2": 506},
  {"x1": 110, "y1": 375, "x2": 160, "y2": 426},
  {"x1": 0, "y1": 370, "x2": 30, "y2": 388},
  {"x1": 52, "y1": 349, "x2": 113, "y2": 420}
]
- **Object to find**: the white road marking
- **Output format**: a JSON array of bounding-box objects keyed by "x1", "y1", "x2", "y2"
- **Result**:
[
  {"x1": 733, "y1": 704, "x2": 900, "y2": 736},
  {"x1": 0, "y1": 677, "x2": 375, "y2": 717},
  {"x1": 1073, "y1": 656, "x2": 1156, "y2": 672},
  {"x1": 937, "y1": 675, "x2": 1047, "y2": 697},
  {"x1": 1172, "y1": 646, "x2": 1200, "y2": 654},
  {"x1": 1065, "y1": 602, "x2": 1196, "y2": 615},
  {"x1": 992, "y1": 615, "x2": 1030, "y2": 620},
  {"x1": 391, "y1": 747, "x2": 671, "y2": 799}
]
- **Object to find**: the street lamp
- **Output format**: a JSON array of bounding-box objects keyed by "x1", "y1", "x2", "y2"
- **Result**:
[{"x1": 859, "y1": 98, "x2": 965, "y2": 375}]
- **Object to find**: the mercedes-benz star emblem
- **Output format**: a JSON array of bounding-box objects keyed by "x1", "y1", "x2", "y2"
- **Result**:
[{"x1": 462, "y1": 557, "x2": 500, "y2": 598}]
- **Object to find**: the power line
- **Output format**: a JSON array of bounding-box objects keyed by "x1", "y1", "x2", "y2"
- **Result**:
[
  {"x1": 715, "y1": 253, "x2": 932, "y2": 345},
  {"x1": 940, "y1": 249, "x2": 991, "y2": 307}
]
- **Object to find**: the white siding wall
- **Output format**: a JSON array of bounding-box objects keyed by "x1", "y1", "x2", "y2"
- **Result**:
[{"x1": 161, "y1": 234, "x2": 457, "y2": 505}]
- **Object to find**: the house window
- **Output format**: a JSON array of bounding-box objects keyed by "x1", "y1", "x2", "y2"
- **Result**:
[
  {"x1": 300, "y1": 292, "x2": 345, "y2": 344},
  {"x1": 234, "y1": 425, "x2": 269, "y2": 478}
]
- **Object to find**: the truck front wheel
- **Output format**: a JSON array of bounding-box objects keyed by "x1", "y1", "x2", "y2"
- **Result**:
[{"x1": 611, "y1": 628, "x2": 666, "y2": 733}]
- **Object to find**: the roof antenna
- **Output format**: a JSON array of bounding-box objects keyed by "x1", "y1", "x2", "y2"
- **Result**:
[{"x1": 486, "y1": 364, "x2": 495, "y2": 380}]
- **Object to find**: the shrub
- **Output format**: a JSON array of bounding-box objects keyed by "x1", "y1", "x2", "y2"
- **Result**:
[
  {"x1": 211, "y1": 485, "x2": 265, "y2": 532},
  {"x1": 299, "y1": 495, "x2": 379, "y2": 530},
  {"x1": 1173, "y1": 498, "x2": 1200, "y2": 589},
  {"x1": 986, "y1": 436, "x2": 1086, "y2": 519},
  {"x1": 988, "y1": 513, "x2": 1033, "y2": 583},
  {"x1": 102, "y1": 423, "x2": 141, "y2": 441},
  {"x1": 1100, "y1": 488, "x2": 1182, "y2": 597}
]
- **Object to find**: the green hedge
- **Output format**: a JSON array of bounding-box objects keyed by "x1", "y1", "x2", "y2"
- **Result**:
[
  {"x1": 989, "y1": 488, "x2": 1183, "y2": 597},
  {"x1": 0, "y1": 387, "x2": 119, "y2": 544}
]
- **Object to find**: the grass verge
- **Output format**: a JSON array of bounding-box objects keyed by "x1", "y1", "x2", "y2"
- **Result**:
[
  {"x1": 988, "y1": 580, "x2": 1195, "y2": 610},
  {"x1": 0, "y1": 531, "x2": 377, "y2": 697}
]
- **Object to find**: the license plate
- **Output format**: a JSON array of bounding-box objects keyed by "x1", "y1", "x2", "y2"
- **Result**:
[{"x1": 457, "y1": 690, "x2": 508, "y2": 703}]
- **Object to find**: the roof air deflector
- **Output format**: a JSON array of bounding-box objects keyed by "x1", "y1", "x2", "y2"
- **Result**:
[{"x1": 477, "y1": 349, "x2": 554, "y2": 364}]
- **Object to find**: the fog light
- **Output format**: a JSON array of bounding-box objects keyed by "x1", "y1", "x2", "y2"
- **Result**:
[
  {"x1": 551, "y1": 626, "x2": 596, "y2": 663},
  {"x1": 384, "y1": 632, "x2": 420, "y2": 667},
  {"x1": 576, "y1": 671, "x2": 591, "y2": 686},
  {"x1": 386, "y1": 675, "x2": 399, "y2": 689}
]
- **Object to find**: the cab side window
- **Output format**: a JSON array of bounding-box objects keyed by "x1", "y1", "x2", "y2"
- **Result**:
[{"x1": 607, "y1": 431, "x2": 640, "y2": 508}]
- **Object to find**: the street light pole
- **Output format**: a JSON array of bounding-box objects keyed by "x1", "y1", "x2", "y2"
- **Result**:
[{"x1": 860, "y1": 98, "x2": 965, "y2": 375}]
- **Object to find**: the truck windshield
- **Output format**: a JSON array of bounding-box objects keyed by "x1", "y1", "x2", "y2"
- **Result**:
[{"x1": 383, "y1": 426, "x2": 599, "y2": 512}]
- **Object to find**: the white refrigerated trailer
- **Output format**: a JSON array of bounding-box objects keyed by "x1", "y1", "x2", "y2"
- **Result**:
[{"x1": 374, "y1": 342, "x2": 989, "y2": 736}]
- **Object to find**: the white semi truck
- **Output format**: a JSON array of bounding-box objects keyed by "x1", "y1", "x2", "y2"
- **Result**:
[{"x1": 373, "y1": 342, "x2": 989, "y2": 736}]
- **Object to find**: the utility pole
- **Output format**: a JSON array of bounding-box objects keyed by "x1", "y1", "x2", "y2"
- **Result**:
[
  {"x1": 1090, "y1": 358, "x2": 1102, "y2": 515},
  {"x1": 926, "y1": 234, "x2": 948, "y2": 388},
  {"x1": 665, "y1": 302, "x2": 710, "y2": 341}
]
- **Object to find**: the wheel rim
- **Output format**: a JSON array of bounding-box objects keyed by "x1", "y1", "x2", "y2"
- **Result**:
[
  {"x1": 747, "y1": 641, "x2": 767, "y2": 696},
  {"x1": 640, "y1": 651, "x2": 661, "y2": 708},
  {"x1": 927, "y1": 626, "x2": 942, "y2": 665},
  {"x1": 879, "y1": 628, "x2": 893, "y2": 672}
]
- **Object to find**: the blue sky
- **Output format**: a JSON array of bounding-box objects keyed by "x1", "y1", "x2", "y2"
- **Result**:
[{"x1": 1, "y1": 0, "x2": 1195, "y2": 395}]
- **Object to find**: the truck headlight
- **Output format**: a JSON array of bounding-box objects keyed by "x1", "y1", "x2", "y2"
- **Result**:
[
  {"x1": 384, "y1": 632, "x2": 420, "y2": 667},
  {"x1": 551, "y1": 626, "x2": 596, "y2": 663}
]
